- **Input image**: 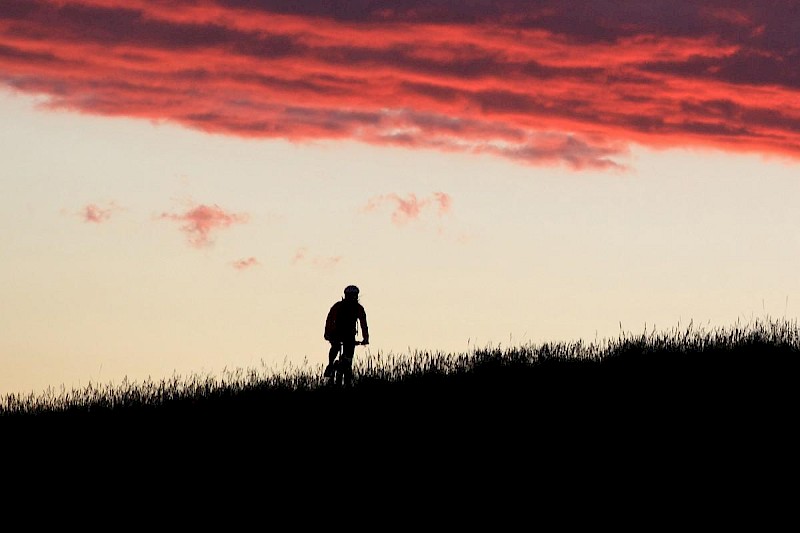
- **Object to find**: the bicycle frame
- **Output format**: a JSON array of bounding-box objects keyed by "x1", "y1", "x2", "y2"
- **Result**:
[{"x1": 328, "y1": 340, "x2": 366, "y2": 387}]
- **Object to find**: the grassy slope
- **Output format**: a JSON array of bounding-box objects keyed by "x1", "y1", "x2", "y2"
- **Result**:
[
  {"x1": 5, "y1": 318, "x2": 796, "y2": 412},
  {"x1": 4, "y1": 318, "x2": 796, "y2": 444},
  {"x1": 5, "y1": 319, "x2": 796, "y2": 519}
]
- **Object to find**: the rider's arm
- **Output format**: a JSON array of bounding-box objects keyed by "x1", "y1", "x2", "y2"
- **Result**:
[{"x1": 359, "y1": 307, "x2": 369, "y2": 344}]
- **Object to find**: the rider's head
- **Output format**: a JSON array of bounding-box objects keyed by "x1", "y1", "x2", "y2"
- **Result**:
[{"x1": 344, "y1": 285, "x2": 359, "y2": 301}]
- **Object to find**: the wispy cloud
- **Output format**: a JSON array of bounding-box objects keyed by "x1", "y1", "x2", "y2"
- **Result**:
[
  {"x1": 159, "y1": 202, "x2": 248, "y2": 247},
  {"x1": 312, "y1": 256, "x2": 342, "y2": 269},
  {"x1": 79, "y1": 201, "x2": 121, "y2": 223},
  {"x1": 3, "y1": 2, "x2": 800, "y2": 169},
  {"x1": 365, "y1": 192, "x2": 452, "y2": 226},
  {"x1": 292, "y1": 247, "x2": 341, "y2": 269},
  {"x1": 231, "y1": 257, "x2": 259, "y2": 270},
  {"x1": 291, "y1": 247, "x2": 307, "y2": 265}
]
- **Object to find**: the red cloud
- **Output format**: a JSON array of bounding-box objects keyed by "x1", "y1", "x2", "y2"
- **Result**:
[
  {"x1": 365, "y1": 192, "x2": 452, "y2": 226},
  {"x1": 80, "y1": 202, "x2": 120, "y2": 223},
  {"x1": 160, "y1": 203, "x2": 248, "y2": 247},
  {"x1": 3, "y1": 1, "x2": 800, "y2": 169},
  {"x1": 231, "y1": 257, "x2": 259, "y2": 270}
]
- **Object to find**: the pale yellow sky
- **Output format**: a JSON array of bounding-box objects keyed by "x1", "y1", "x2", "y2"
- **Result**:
[{"x1": 1, "y1": 91, "x2": 799, "y2": 396}]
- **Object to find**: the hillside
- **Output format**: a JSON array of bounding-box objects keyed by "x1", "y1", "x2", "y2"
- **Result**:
[
  {"x1": 4, "y1": 318, "x2": 796, "y2": 436},
  {"x1": 4, "y1": 318, "x2": 796, "y2": 511}
]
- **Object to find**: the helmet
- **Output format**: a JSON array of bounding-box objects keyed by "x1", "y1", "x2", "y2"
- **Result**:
[{"x1": 344, "y1": 285, "x2": 360, "y2": 298}]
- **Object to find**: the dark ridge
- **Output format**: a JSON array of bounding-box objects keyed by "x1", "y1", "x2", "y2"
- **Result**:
[{"x1": 4, "y1": 318, "x2": 797, "y2": 485}]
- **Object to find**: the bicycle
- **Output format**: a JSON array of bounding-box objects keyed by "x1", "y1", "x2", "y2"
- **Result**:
[{"x1": 326, "y1": 340, "x2": 367, "y2": 387}]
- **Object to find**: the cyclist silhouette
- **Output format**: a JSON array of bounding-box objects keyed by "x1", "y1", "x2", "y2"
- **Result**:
[{"x1": 324, "y1": 285, "x2": 369, "y2": 386}]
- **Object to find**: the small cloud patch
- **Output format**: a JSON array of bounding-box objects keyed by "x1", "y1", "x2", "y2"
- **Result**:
[
  {"x1": 292, "y1": 247, "x2": 342, "y2": 269},
  {"x1": 232, "y1": 257, "x2": 260, "y2": 270},
  {"x1": 80, "y1": 202, "x2": 122, "y2": 223},
  {"x1": 364, "y1": 192, "x2": 452, "y2": 226},
  {"x1": 160, "y1": 203, "x2": 249, "y2": 247}
]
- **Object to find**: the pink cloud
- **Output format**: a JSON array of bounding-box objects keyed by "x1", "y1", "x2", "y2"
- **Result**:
[
  {"x1": 433, "y1": 192, "x2": 451, "y2": 215},
  {"x1": 292, "y1": 247, "x2": 308, "y2": 265},
  {"x1": 160, "y1": 203, "x2": 249, "y2": 247},
  {"x1": 231, "y1": 257, "x2": 259, "y2": 270},
  {"x1": 365, "y1": 192, "x2": 452, "y2": 226},
  {"x1": 79, "y1": 202, "x2": 121, "y2": 223}
]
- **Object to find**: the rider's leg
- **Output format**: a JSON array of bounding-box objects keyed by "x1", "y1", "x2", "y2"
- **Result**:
[
  {"x1": 325, "y1": 341, "x2": 340, "y2": 377},
  {"x1": 341, "y1": 341, "x2": 356, "y2": 387},
  {"x1": 328, "y1": 341, "x2": 340, "y2": 365},
  {"x1": 335, "y1": 361, "x2": 344, "y2": 386}
]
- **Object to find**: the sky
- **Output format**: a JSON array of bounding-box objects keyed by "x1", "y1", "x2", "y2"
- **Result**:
[{"x1": 1, "y1": 0, "x2": 799, "y2": 396}]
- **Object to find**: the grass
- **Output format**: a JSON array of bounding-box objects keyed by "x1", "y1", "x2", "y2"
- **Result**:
[
  {"x1": 2, "y1": 316, "x2": 797, "y2": 420},
  {"x1": 5, "y1": 316, "x2": 797, "y2": 506}
]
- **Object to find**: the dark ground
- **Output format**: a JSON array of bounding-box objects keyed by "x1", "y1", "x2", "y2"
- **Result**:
[{"x1": 5, "y1": 343, "x2": 795, "y2": 525}]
